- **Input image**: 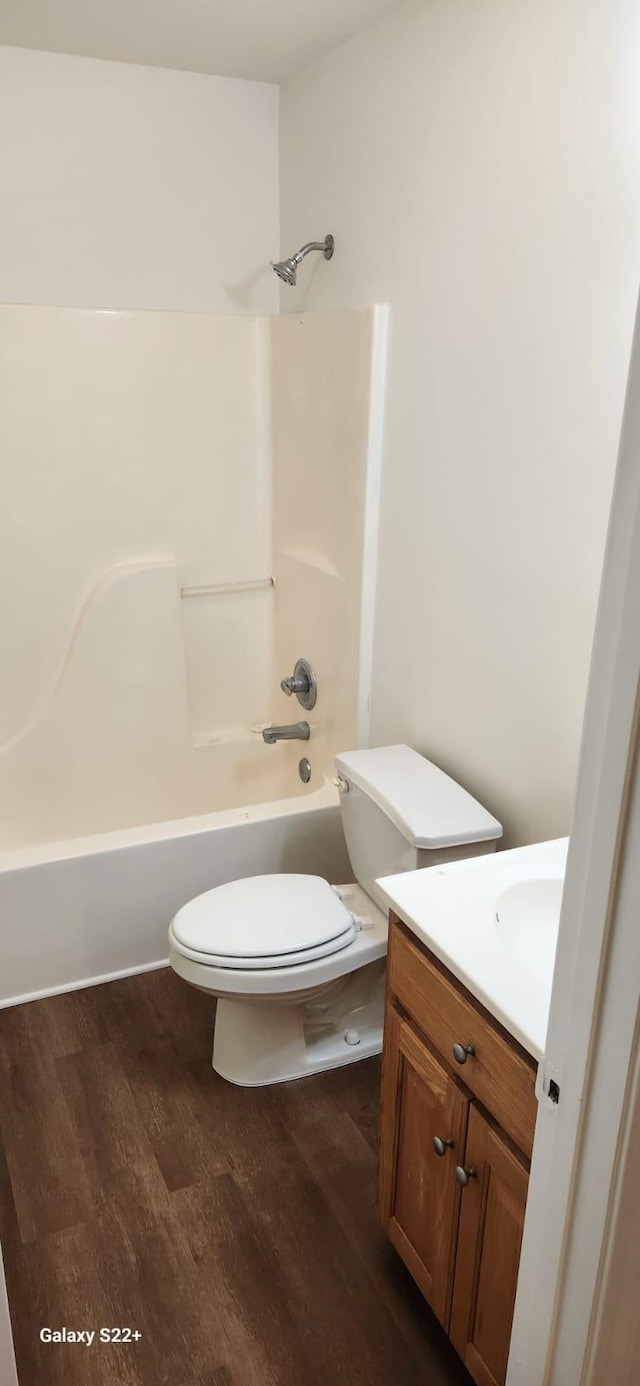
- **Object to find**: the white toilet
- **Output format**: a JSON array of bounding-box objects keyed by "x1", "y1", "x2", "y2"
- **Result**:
[{"x1": 169, "y1": 745, "x2": 502, "y2": 1086}]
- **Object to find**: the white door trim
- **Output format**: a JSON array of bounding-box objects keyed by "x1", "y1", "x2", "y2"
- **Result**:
[
  {"x1": 0, "y1": 1246, "x2": 18, "y2": 1386},
  {"x1": 582, "y1": 1004, "x2": 640, "y2": 1382},
  {"x1": 507, "y1": 292, "x2": 640, "y2": 1384}
]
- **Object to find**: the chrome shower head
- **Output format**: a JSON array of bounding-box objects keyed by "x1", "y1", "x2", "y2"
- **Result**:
[
  {"x1": 270, "y1": 234, "x2": 334, "y2": 287},
  {"x1": 272, "y1": 257, "x2": 298, "y2": 286}
]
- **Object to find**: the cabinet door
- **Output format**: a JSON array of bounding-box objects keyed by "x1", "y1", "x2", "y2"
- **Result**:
[
  {"x1": 450, "y1": 1105, "x2": 529, "y2": 1386},
  {"x1": 379, "y1": 1006, "x2": 470, "y2": 1328}
]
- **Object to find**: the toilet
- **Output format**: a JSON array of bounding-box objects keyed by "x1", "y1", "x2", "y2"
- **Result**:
[{"x1": 169, "y1": 745, "x2": 502, "y2": 1086}]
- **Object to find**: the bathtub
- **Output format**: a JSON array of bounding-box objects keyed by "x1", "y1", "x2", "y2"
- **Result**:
[{"x1": 0, "y1": 778, "x2": 351, "y2": 1009}]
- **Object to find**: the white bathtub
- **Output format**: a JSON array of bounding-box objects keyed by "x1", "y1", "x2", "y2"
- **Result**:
[{"x1": 0, "y1": 779, "x2": 351, "y2": 1009}]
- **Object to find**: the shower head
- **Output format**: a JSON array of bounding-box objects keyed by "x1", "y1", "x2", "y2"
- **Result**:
[
  {"x1": 270, "y1": 234, "x2": 334, "y2": 287},
  {"x1": 272, "y1": 257, "x2": 298, "y2": 286}
]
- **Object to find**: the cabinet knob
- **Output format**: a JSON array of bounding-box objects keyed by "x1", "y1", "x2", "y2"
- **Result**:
[
  {"x1": 455, "y1": 1165, "x2": 478, "y2": 1187},
  {"x1": 452, "y1": 1042, "x2": 476, "y2": 1066},
  {"x1": 432, "y1": 1136, "x2": 454, "y2": 1157}
]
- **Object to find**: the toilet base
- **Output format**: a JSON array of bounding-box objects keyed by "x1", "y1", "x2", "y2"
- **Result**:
[{"x1": 212, "y1": 960, "x2": 385, "y2": 1086}]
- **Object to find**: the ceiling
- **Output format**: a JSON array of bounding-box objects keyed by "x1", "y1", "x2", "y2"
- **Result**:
[{"x1": 0, "y1": 0, "x2": 403, "y2": 83}]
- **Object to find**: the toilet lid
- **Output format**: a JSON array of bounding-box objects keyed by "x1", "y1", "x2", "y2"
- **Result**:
[{"x1": 170, "y1": 874, "x2": 356, "y2": 965}]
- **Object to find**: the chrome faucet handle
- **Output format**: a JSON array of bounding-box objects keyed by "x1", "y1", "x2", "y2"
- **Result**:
[
  {"x1": 279, "y1": 658, "x2": 317, "y2": 711},
  {"x1": 281, "y1": 675, "x2": 308, "y2": 696}
]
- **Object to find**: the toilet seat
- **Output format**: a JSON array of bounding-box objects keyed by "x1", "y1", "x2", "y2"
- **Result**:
[{"x1": 170, "y1": 874, "x2": 357, "y2": 970}]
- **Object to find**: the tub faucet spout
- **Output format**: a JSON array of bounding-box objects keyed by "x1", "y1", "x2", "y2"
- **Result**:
[{"x1": 262, "y1": 721, "x2": 310, "y2": 744}]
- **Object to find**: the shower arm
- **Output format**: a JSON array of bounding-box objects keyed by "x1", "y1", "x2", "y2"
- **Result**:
[{"x1": 292, "y1": 241, "x2": 331, "y2": 266}]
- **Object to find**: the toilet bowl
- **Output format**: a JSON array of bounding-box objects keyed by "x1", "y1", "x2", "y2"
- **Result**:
[
  {"x1": 169, "y1": 745, "x2": 502, "y2": 1086},
  {"x1": 170, "y1": 875, "x2": 387, "y2": 1085}
]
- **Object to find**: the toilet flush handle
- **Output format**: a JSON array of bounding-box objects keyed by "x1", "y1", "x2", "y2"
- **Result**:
[{"x1": 333, "y1": 774, "x2": 349, "y2": 793}]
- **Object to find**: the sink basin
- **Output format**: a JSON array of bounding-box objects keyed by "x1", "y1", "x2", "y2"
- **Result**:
[
  {"x1": 377, "y1": 836, "x2": 568, "y2": 1059},
  {"x1": 495, "y1": 877, "x2": 564, "y2": 988}
]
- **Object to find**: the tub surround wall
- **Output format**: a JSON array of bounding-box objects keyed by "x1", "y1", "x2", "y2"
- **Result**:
[
  {"x1": 0, "y1": 44, "x2": 279, "y2": 314},
  {"x1": 280, "y1": 0, "x2": 640, "y2": 845},
  {"x1": 0, "y1": 303, "x2": 384, "y2": 848},
  {"x1": 0, "y1": 308, "x2": 271, "y2": 743},
  {"x1": 270, "y1": 304, "x2": 387, "y2": 778},
  {"x1": 0, "y1": 307, "x2": 275, "y2": 846}
]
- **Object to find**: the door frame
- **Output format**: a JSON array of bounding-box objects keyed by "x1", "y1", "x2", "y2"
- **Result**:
[
  {"x1": 0, "y1": 1249, "x2": 18, "y2": 1386},
  {"x1": 507, "y1": 293, "x2": 640, "y2": 1383}
]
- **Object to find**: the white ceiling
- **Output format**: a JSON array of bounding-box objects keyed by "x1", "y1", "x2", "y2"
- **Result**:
[{"x1": 0, "y1": 0, "x2": 403, "y2": 83}]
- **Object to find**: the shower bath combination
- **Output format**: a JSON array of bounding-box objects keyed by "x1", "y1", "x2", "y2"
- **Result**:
[{"x1": 271, "y1": 234, "x2": 334, "y2": 286}]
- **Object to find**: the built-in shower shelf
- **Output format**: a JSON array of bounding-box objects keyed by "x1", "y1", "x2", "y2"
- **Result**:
[
  {"x1": 279, "y1": 545, "x2": 343, "y2": 580},
  {"x1": 181, "y1": 576, "x2": 275, "y2": 599}
]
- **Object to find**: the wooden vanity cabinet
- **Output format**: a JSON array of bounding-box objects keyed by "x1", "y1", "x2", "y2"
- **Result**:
[
  {"x1": 379, "y1": 916, "x2": 536, "y2": 1386},
  {"x1": 450, "y1": 1106, "x2": 529, "y2": 1386},
  {"x1": 379, "y1": 1006, "x2": 470, "y2": 1327}
]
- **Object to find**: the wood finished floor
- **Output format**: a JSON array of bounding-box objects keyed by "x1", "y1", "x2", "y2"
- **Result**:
[{"x1": 0, "y1": 969, "x2": 472, "y2": 1386}]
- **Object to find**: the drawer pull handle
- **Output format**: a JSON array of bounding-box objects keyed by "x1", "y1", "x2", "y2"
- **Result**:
[
  {"x1": 452, "y1": 1042, "x2": 476, "y2": 1065},
  {"x1": 432, "y1": 1136, "x2": 454, "y2": 1157},
  {"x1": 455, "y1": 1165, "x2": 478, "y2": 1187}
]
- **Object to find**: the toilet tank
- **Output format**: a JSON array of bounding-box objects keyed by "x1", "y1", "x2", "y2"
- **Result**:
[{"x1": 334, "y1": 745, "x2": 503, "y2": 913}]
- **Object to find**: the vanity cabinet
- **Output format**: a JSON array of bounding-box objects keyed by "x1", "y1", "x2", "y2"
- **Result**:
[
  {"x1": 379, "y1": 916, "x2": 536, "y2": 1386},
  {"x1": 379, "y1": 1005, "x2": 470, "y2": 1326},
  {"x1": 449, "y1": 1105, "x2": 529, "y2": 1386}
]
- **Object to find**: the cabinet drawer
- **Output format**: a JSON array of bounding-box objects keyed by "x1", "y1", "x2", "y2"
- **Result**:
[{"x1": 388, "y1": 920, "x2": 537, "y2": 1157}]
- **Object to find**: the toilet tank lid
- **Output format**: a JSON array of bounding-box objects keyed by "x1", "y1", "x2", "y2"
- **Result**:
[{"x1": 334, "y1": 745, "x2": 503, "y2": 850}]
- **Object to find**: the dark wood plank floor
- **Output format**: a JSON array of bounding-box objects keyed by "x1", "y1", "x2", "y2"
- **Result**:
[{"x1": 0, "y1": 969, "x2": 472, "y2": 1386}]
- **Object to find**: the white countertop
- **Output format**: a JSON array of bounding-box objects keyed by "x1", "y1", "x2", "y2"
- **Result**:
[{"x1": 377, "y1": 837, "x2": 568, "y2": 1062}]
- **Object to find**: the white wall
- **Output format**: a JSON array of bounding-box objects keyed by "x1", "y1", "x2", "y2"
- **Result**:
[
  {"x1": 0, "y1": 45, "x2": 279, "y2": 313},
  {"x1": 280, "y1": 0, "x2": 640, "y2": 844}
]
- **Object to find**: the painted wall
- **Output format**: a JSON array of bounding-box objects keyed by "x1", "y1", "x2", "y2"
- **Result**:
[
  {"x1": 0, "y1": 45, "x2": 279, "y2": 314},
  {"x1": 280, "y1": 0, "x2": 640, "y2": 844}
]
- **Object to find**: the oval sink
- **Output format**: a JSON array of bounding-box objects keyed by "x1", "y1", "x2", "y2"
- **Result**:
[{"x1": 495, "y1": 877, "x2": 563, "y2": 987}]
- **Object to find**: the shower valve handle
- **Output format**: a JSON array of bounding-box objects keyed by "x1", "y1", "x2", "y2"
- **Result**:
[
  {"x1": 281, "y1": 675, "x2": 309, "y2": 696},
  {"x1": 279, "y1": 658, "x2": 317, "y2": 711}
]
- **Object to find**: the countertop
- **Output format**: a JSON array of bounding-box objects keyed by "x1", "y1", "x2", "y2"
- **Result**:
[{"x1": 376, "y1": 838, "x2": 568, "y2": 1062}]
